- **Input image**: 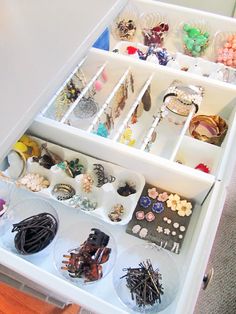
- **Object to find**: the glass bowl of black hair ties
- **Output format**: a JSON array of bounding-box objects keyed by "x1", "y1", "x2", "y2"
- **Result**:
[{"x1": 1, "y1": 198, "x2": 59, "y2": 258}]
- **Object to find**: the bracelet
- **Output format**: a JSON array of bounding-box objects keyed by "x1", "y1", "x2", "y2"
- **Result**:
[
  {"x1": 163, "y1": 80, "x2": 204, "y2": 116},
  {"x1": 189, "y1": 115, "x2": 228, "y2": 146}
]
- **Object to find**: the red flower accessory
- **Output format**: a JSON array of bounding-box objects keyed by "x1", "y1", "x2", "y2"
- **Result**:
[
  {"x1": 195, "y1": 163, "x2": 210, "y2": 173},
  {"x1": 127, "y1": 46, "x2": 138, "y2": 55}
]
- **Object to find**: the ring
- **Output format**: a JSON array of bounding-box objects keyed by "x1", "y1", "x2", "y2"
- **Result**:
[
  {"x1": 189, "y1": 115, "x2": 228, "y2": 146},
  {"x1": 7, "y1": 149, "x2": 26, "y2": 179},
  {"x1": 163, "y1": 80, "x2": 204, "y2": 116},
  {"x1": 52, "y1": 183, "x2": 76, "y2": 201}
]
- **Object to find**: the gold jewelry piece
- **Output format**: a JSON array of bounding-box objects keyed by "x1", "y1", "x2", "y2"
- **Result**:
[
  {"x1": 163, "y1": 80, "x2": 204, "y2": 116},
  {"x1": 52, "y1": 183, "x2": 76, "y2": 200},
  {"x1": 189, "y1": 115, "x2": 228, "y2": 146}
]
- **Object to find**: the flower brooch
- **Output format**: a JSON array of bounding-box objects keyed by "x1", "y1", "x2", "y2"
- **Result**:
[
  {"x1": 167, "y1": 194, "x2": 192, "y2": 217},
  {"x1": 139, "y1": 187, "x2": 192, "y2": 217}
]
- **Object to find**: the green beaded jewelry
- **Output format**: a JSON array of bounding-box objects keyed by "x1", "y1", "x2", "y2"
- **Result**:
[{"x1": 183, "y1": 23, "x2": 209, "y2": 57}]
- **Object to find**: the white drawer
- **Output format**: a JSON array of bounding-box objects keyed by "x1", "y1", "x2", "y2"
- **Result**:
[{"x1": 1, "y1": 1, "x2": 236, "y2": 313}]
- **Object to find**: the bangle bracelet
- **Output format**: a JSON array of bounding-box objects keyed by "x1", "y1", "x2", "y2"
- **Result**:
[
  {"x1": 163, "y1": 80, "x2": 204, "y2": 116},
  {"x1": 189, "y1": 115, "x2": 228, "y2": 146}
]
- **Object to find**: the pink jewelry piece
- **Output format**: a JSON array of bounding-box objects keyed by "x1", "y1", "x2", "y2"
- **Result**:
[
  {"x1": 101, "y1": 69, "x2": 108, "y2": 82},
  {"x1": 148, "y1": 187, "x2": 158, "y2": 199},
  {"x1": 216, "y1": 34, "x2": 236, "y2": 68},
  {"x1": 136, "y1": 210, "x2": 145, "y2": 220},
  {"x1": 94, "y1": 80, "x2": 103, "y2": 92},
  {"x1": 145, "y1": 211, "x2": 155, "y2": 222}
]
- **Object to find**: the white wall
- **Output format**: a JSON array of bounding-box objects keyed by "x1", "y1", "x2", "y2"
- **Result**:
[{"x1": 157, "y1": 0, "x2": 236, "y2": 16}]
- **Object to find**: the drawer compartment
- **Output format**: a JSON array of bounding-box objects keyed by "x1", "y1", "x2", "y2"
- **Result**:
[{"x1": 1, "y1": 1, "x2": 236, "y2": 314}]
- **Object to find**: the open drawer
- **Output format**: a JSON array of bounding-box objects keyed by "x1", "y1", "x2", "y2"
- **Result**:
[{"x1": 1, "y1": 1, "x2": 236, "y2": 314}]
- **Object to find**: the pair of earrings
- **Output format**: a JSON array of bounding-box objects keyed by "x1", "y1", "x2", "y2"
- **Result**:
[
  {"x1": 94, "y1": 69, "x2": 108, "y2": 92},
  {"x1": 132, "y1": 224, "x2": 148, "y2": 238},
  {"x1": 136, "y1": 210, "x2": 155, "y2": 222}
]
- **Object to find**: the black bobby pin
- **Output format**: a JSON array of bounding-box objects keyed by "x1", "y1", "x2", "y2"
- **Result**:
[{"x1": 121, "y1": 259, "x2": 164, "y2": 308}]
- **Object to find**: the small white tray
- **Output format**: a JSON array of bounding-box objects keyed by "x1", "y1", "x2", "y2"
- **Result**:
[{"x1": 3, "y1": 136, "x2": 145, "y2": 226}]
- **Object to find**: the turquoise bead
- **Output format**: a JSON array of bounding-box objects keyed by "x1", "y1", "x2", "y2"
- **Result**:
[{"x1": 96, "y1": 123, "x2": 108, "y2": 138}]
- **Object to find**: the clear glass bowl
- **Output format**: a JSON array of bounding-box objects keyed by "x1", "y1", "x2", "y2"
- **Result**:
[
  {"x1": 53, "y1": 218, "x2": 117, "y2": 286},
  {"x1": 0, "y1": 197, "x2": 59, "y2": 259},
  {"x1": 113, "y1": 243, "x2": 180, "y2": 313}
]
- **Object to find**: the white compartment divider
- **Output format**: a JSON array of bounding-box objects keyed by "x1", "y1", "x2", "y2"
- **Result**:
[
  {"x1": 174, "y1": 135, "x2": 221, "y2": 175},
  {"x1": 41, "y1": 57, "x2": 87, "y2": 116},
  {"x1": 140, "y1": 107, "x2": 164, "y2": 151},
  {"x1": 60, "y1": 62, "x2": 108, "y2": 124},
  {"x1": 169, "y1": 107, "x2": 196, "y2": 162},
  {"x1": 87, "y1": 67, "x2": 131, "y2": 133},
  {"x1": 112, "y1": 73, "x2": 154, "y2": 142}
]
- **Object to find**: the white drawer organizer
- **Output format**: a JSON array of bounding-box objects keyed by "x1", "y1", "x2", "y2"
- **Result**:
[{"x1": 1, "y1": 0, "x2": 236, "y2": 313}]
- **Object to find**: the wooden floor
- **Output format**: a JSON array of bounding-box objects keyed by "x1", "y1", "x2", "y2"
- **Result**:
[{"x1": 0, "y1": 283, "x2": 80, "y2": 314}]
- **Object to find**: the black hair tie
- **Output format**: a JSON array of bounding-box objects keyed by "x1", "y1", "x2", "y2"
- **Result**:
[{"x1": 12, "y1": 212, "x2": 58, "y2": 255}]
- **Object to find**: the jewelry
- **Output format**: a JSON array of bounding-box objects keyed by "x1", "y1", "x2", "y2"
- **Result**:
[
  {"x1": 115, "y1": 19, "x2": 137, "y2": 41},
  {"x1": 148, "y1": 187, "x2": 158, "y2": 199},
  {"x1": 180, "y1": 226, "x2": 186, "y2": 232},
  {"x1": 158, "y1": 192, "x2": 169, "y2": 202},
  {"x1": 6, "y1": 149, "x2": 26, "y2": 179},
  {"x1": 119, "y1": 127, "x2": 136, "y2": 147},
  {"x1": 112, "y1": 81, "x2": 128, "y2": 120},
  {"x1": 176, "y1": 200, "x2": 192, "y2": 217},
  {"x1": 145, "y1": 211, "x2": 155, "y2": 222},
  {"x1": 130, "y1": 102, "x2": 144, "y2": 124},
  {"x1": 172, "y1": 231, "x2": 177, "y2": 236},
  {"x1": 173, "y1": 222, "x2": 179, "y2": 229},
  {"x1": 189, "y1": 115, "x2": 228, "y2": 146},
  {"x1": 132, "y1": 224, "x2": 141, "y2": 234},
  {"x1": 141, "y1": 12, "x2": 169, "y2": 46},
  {"x1": 130, "y1": 73, "x2": 134, "y2": 93},
  {"x1": 163, "y1": 80, "x2": 204, "y2": 116},
  {"x1": 156, "y1": 226, "x2": 163, "y2": 233},
  {"x1": 183, "y1": 23, "x2": 209, "y2": 57},
  {"x1": 94, "y1": 80, "x2": 103, "y2": 92},
  {"x1": 93, "y1": 164, "x2": 116, "y2": 187},
  {"x1": 108, "y1": 204, "x2": 125, "y2": 222},
  {"x1": 195, "y1": 163, "x2": 210, "y2": 173},
  {"x1": 216, "y1": 33, "x2": 236, "y2": 67},
  {"x1": 13, "y1": 135, "x2": 41, "y2": 159},
  {"x1": 81, "y1": 174, "x2": 94, "y2": 193},
  {"x1": 164, "y1": 228, "x2": 170, "y2": 235},
  {"x1": 74, "y1": 97, "x2": 98, "y2": 119},
  {"x1": 54, "y1": 80, "x2": 81, "y2": 121},
  {"x1": 171, "y1": 242, "x2": 180, "y2": 254},
  {"x1": 141, "y1": 86, "x2": 151, "y2": 111},
  {"x1": 139, "y1": 196, "x2": 151, "y2": 208},
  {"x1": 152, "y1": 202, "x2": 164, "y2": 213},
  {"x1": 17, "y1": 173, "x2": 50, "y2": 192},
  {"x1": 117, "y1": 182, "x2": 136, "y2": 197},
  {"x1": 52, "y1": 183, "x2": 75, "y2": 200},
  {"x1": 139, "y1": 228, "x2": 148, "y2": 238},
  {"x1": 68, "y1": 195, "x2": 97, "y2": 211},
  {"x1": 179, "y1": 234, "x2": 183, "y2": 239},
  {"x1": 136, "y1": 210, "x2": 145, "y2": 220},
  {"x1": 95, "y1": 123, "x2": 109, "y2": 138}
]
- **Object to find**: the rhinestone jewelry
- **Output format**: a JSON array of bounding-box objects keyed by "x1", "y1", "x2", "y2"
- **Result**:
[
  {"x1": 74, "y1": 97, "x2": 98, "y2": 119},
  {"x1": 52, "y1": 183, "x2": 76, "y2": 201}
]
